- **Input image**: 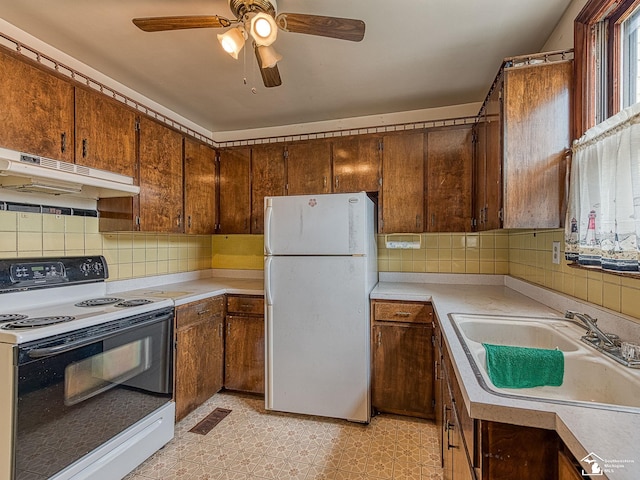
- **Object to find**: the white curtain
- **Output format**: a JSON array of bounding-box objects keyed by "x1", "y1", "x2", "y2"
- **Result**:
[{"x1": 565, "y1": 103, "x2": 640, "y2": 273}]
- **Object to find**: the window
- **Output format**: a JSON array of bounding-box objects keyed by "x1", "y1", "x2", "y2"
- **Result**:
[
  {"x1": 575, "y1": 0, "x2": 640, "y2": 136},
  {"x1": 622, "y1": 7, "x2": 640, "y2": 108}
]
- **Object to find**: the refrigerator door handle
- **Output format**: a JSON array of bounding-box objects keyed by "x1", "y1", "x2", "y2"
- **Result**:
[
  {"x1": 264, "y1": 198, "x2": 274, "y2": 255},
  {"x1": 264, "y1": 254, "x2": 274, "y2": 410},
  {"x1": 264, "y1": 256, "x2": 273, "y2": 306}
]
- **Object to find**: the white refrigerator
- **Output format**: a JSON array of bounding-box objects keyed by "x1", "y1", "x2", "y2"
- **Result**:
[{"x1": 264, "y1": 192, "x2": 378, "y2": 423}]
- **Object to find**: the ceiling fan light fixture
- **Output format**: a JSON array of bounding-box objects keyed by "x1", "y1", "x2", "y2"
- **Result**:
[
  {"x1": 249, "y1": 12, "x2": 277, "y2": 46},
  {"x1": 257, "y1": 45, "x2": 282, "y2": 68},
  {"x1": 217, "y1": 27, "x2": 245, "y2": 59}
]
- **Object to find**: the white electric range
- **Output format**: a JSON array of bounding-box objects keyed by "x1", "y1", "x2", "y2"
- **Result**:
[{"x1": 0, "y1": 256, "x2": 175, "y2": 480}]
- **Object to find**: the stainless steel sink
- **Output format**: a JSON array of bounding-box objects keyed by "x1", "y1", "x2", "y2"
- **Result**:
[{"x1": 449, "y1": 313, "x2": 640, "y2": 412}]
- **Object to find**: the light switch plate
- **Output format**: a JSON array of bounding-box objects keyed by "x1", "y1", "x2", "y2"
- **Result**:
[{"x1": 552, "y1": 241, "x2": 561, "y2": 264}]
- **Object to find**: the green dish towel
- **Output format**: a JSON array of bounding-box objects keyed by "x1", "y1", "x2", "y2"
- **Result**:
[{"x1": 482, "y1": 343, "x2": 564, "y2": 389}]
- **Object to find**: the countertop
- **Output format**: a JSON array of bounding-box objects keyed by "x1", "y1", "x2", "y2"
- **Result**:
[
  {"x1": 372, "y1": 278, "x2": 640, "y2": 479},
  {"x1": 109, "y1": 270, "x2": 640, "y2": 478}
]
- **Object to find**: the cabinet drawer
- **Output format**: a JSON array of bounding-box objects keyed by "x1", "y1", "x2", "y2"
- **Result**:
[
  {"x1": 227, "y1": 295, "x2": 264, "y2": 315},
  {"x1": 176, "y1": 296, "x2": 225, "y2": 329},
  {"x1": 373, "y1": 302, "x2": 433, "y2": 323}
]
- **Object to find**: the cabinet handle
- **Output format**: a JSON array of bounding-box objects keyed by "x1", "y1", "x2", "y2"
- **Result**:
[
  {"x1": 82, "y1": 139, "x2": 88, "y2": 158},
  {"x1": 197, "y1": 309, "x2": 210, "y2": 315},
  {"x1": 177, "y1": 214, "x2": 182, "y2": 227},
  {"x1": 435, "y1": 360, "x2": 440, "y2": 380},
  {"x1": 323, "y1": 176, "x2": 327, "y2": 189},
  {"x1": 431, "y1": 214, "x2": 435, "y2": 227},
  {"x1": 395, "y1": 312, "x2": 411, "y2": 317},
  {"x1": 254, "y1": 218, "x2": 258, "y2": 231},
  {"x1": 335, "y1": 176, "x2": 339, "y2": 189},
  {"x1": 60, "y1": 132, "x2": 67, "y2": 153},
  {"x1": 416, "y1": 215, "x2": 421, "y2": 229},
  {"x1": 240, "y1": 303, "x2": 253, "y2": 309},
  {"x1": 376, "y1": 331, "x2": 381, "y2": 347},
  {"x1": 446, "y1": 420, "x2": 458, "y2": 450},
  {"x1": 188, "y1": 215, "x2": 192, "y2": 229},
  {"x1": 219, "y1": 325, "x2": 222, "y2": 338}
]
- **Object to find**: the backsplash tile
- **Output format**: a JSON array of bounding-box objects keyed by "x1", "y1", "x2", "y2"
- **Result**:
[{"x1": 0, "y1": 211, "x2": 212, "y2": 281}]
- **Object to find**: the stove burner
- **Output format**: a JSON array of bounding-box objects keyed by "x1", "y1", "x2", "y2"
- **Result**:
[
  {"x1": 75, "y1": 297, "x2": 124, "y2": 307},
  {"x1": 115, "y1": 299, "x2": 153, "y2": 308},
  {"x1": 2, "y1": 316, "x2": 75, "y2": 329},
  {"x1": 0, "y1": 314, "x2": 28, "y2": 322}
]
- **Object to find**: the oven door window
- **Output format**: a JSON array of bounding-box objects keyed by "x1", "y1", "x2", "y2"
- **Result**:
[
  {"x1": 15, "y1": 316, "x2": 172, "y2": 479},
  {"x1": 65, "y1": 337, "x2": 152, "y2": 406}
]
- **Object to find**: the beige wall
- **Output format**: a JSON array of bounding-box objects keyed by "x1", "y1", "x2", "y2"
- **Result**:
[{"x1": 541, "y1": 0, "x2": 588, "y2": 51}]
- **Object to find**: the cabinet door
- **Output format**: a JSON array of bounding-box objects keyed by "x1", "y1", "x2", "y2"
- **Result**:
[
  {"x1": 175, "y1": 297, "x2": 225, "y2": 421},
  {"x1": 371, "y1": 322, "x2": 434, "y2": 418},
  {"x1": 139, "y1": 117, "x2": 184, "y2": 232},
  {"x1": 0, "y1": 48, "x2": 74, "y2": 162},
  {"x1": 75, "y1": 87, "x2": 136, "y2": 177},
  {"x1": 558, "y1": 450, "x2": 583, "y2": 480},
  {"x1": 484, "y1": 80, "x2": 503, "y2": 231},
  {"x1": 225, "y1": 315, "x2": 265, "y2": 394},
  {"x1": 502, "y1": 62, "x2": 572, "y2": 228},
  {"x1": 332, "y1": 135, "x2": 381, "y2": 193},
  {"x1": 286, "y1": 140, "x2": 332, "y2": 195},
  {"x1": 472, "y1": 120, "x2": 486, "y2": 231},
  {"x1": 184, "y1": 138, "x2": 216, "y2": 234},
  {"x1": 426, "y1": 126, "x2": 473, "y2": 232},
  {"x1": 218, "y1": 147, "x2": 251, "y2": 234},
  {"x1": 380, "y1": 132, "x2": 425, "y2": 233},
  {"x1": 251, "y1": 144, "x2": 286, "y2": 234}
]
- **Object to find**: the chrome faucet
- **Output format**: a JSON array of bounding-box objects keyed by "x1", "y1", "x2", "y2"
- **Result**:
[{"x1": 564, "y1": 310, "x2": 617, "y2": 349}]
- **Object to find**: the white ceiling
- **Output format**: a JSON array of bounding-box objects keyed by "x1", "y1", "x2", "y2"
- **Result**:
[{"x1": 0, "y1": 1, "x2": 572, "y2": 135}]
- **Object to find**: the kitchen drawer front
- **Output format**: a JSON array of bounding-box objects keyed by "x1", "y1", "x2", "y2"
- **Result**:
[
  {"x1": 227, "y1": 295, "x2": 264, "y2": 316},
  {"x1": 176, "y1": 295, "x2": 225, "y2": 329},
  {"x1": 373, "y1": 301, "x2": 433, "y2": 323}
]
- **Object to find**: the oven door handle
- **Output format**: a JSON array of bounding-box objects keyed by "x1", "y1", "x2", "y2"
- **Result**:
[{"x1": 27, "y1": 311, "x2": 173, "y2": 359}]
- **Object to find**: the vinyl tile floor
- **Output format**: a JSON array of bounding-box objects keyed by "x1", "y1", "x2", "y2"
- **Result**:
[{"x1": 124, "y1": 391, "x2": 444, "y2": 480}]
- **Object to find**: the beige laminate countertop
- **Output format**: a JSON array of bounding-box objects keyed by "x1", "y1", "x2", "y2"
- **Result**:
[
  {"x1": 372, "y1": 280, "x2": 640, "y2": 480},
  {"x1": 113, "y1": 276, "x2": 264, "y2": 306}
]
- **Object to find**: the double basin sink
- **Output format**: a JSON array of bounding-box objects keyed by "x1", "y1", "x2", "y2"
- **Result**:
[{"x1": 450, "y1": 313, "x2": 640, "y2": 412}]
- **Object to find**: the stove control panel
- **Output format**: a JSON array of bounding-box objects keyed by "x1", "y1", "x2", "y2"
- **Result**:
[{"x1": 0, "y1": 256, "x2": 108, "y2": 292}]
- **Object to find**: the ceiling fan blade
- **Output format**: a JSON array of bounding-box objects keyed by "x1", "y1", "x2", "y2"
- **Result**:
[
  {"x1": 276, "y1": 13, "x2": 365, "y2": 42},
  {"x1": 132, "y1": 15, "x2": 232, "y2": 32},
  {"x1": 255, "y1": 46, "x2": 282, "y2": 88}
]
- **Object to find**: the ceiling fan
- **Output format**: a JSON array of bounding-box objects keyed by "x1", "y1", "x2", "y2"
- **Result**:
[{"x1": 132, "y1": 0, "x2": 366, "y2": 88}]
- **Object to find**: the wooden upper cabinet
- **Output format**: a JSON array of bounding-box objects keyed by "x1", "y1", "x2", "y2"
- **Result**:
[
  {"x1": 74, "y1": 87, "x2": 137, "y2": 177},
  {"x1": 380, "y1": 132, "x2": 425, "y2": 233},
  {"x1": 138, "y1": 117, "x2": 184, "y2": 232},
  {"x1": 483, "y1": 78, "x2": 503, "y2": 231},
  {"x1": 502, "y1": 61, "x2": 572, "y2": 229},
  {"x1": 426, "y1": 126, "x2": 473, "y2": 232},
  {"x1": 251, "y1": 144, "x2": 286, "y2": 234},
  {"x1": 218, "y1": 147, "x2": 251, "y2": 234},
  {"x1": 184, "y1": 138, "x2": 216, "y2": 234},
  {"x1": 475, "y1": 58, "x2": 572, "y2": 230},
  {"x1": 0, "y1": 48, "x2": 74, "y2": 162},
  {"x1": 286, "y1": 140, "x2": 332, "y2": 195},
  {"x1": 332, "y1": 135, "x2": 381, "y2": 193}
]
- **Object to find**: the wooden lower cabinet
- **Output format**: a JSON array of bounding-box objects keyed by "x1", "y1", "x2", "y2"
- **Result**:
[
  {"x1": 224, "y1": 295, "x2": 265, "y2": 394},
  {"x1": 436, "y1": 313, "x2": 585, "y2": 480},
  {"x1": 371, "y1": 300, "x2": 435, "y2": 418},
  {"x1": 174, "y1": 296, "x2": 225, "y2": 422}
]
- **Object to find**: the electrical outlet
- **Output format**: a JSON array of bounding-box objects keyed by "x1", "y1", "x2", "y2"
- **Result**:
[{"x1": 552, "y1": 241, "x2": 561, "y2": 264}]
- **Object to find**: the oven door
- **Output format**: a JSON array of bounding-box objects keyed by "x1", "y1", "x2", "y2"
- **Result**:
[{"x1": 13, "y1": 308, "x2": 173, "y2": 480}]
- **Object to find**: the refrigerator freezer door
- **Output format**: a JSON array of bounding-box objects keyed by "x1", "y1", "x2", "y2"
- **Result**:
[
  {"x1": 265, "y1": 255, "x2": 370, "y2": 423},
  {"x1": 265, "y1": 192, "x2": 371, "y2": 255}
]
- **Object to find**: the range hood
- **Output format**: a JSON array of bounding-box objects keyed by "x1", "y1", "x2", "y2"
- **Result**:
[{"x1": 0, "y1": 147, "x2": 140, "y2": 198}]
